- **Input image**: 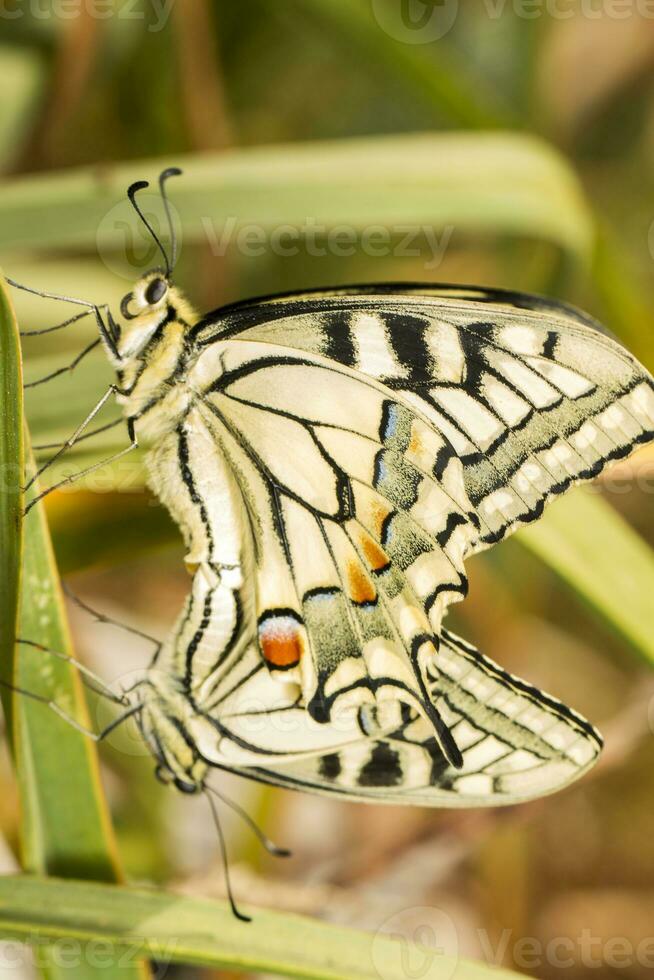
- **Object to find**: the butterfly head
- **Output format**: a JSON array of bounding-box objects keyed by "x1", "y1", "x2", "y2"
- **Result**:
[
  {"x1": 115, "y1": 268, "x2": 194, "y2": 361},
  {"x1": 136, "y1": 688, "x2": 209, "y2": 794},
  {"x1": 109, "y1": 169, "x2": 196, "y2": 363},
  {"x1": 154, "y1": 762, "x2": 203, "y2": 795}
]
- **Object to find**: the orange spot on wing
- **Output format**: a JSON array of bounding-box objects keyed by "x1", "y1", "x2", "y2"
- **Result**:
[
  {"x1": 259, "y1": 616, "x2": 303, "y2": 668},
  {"x1": 370, "y1": 499, "x2": 392, "y2": 538},
  {"x1": 346, "y1": 560, "x2": 377, "y2": 604},
  {"x1": 409, "y1": 426, "x2": 423, "y2": 456},
  {"x1": 354, "y1": 526, "x2": 391, "y2": 573}
]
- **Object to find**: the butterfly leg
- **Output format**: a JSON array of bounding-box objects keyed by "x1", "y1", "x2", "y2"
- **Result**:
[
  {"x1": 0, "y1": 678, "x2": 142, "y2": 741},
  {"x1": 62, "y1": 583, "x2": 162, "y2": 653},
  {"x1": 33, "y1": 418, "x2": 124, "y2": 453},
  {"x1": 20, "y1": 308, "x2": 93, "y2": 337},
  {"x1": 23, "y1": 337, "x2": 101, "y2": 388},
  {"x1": 9, "y1": 277, "x2": 121, "y2": 360},
  {"x1": 21, "y1": 305, "x2": 124, "y2": 452},
  {"x1": 15, "y1": 638, "x2": 129, "y2": 705},
  {"x1": 24, "y1": 384, "x2": 121, "y2": 491},
  {"x1": 24, "y1": 418, "x2": 138, "y2": 515}
]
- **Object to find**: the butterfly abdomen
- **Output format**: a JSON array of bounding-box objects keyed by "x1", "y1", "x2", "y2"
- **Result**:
[{"x1": 144, "y1": 408, "x2": 248, "y2": 579}]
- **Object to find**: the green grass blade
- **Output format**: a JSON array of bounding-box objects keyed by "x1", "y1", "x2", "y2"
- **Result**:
[
  {"x1": 517, "y1": 489, "x2": 654, "y2": 667},
  {"x1": 0, "y1": 270, "x2": 148, "y2": 977},
  {"x1": 0, "y1": 273, "x2": 23, "y2": 731},
  {"x1": 17, "y1": 449, "x2": 124, "y2": 880},
  {"x1": 0, "y1": 134, "x2": 593, "y2": 265},
  {"x1": 13, "y1": 449, "x2": 148, "y2": 980},
  {"x1": 0, "y1": 875, "x2": 530, "y2": 980}
]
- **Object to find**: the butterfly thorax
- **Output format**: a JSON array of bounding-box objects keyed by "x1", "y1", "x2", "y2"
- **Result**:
[
  {"x1": 106, "y1": 274, "x2": 251, "y2": 583},
  {"x1": 108, "y1": 273, "x2": 199, "y2": 438}
]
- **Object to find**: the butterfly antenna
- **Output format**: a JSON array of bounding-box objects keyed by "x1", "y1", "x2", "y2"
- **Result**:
[
  {"x1": 159, "y1": 167, "x2": 182, "y2": 270},
  {"x1": 204, "y1": 789, "x2": 252, "y2": 923},
  {"x1": 127, "y1": 180, "x2": 171, "y2": 278},
  {"x1": 205, "y1": 783, "x2": 291, "y2": 859}
]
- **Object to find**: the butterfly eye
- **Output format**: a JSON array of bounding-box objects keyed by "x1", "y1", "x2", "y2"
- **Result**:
[
  {"x1": 145, "y1": 277, "x2": 167, "y2": 305},
  {"x1": 173, "y1": 776, "x2": 200, "y2": 795}
]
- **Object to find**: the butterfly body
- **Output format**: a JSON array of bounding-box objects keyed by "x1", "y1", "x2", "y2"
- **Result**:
[{"x1": 100, "y1": 262, "x2": 654, "y2": 805}]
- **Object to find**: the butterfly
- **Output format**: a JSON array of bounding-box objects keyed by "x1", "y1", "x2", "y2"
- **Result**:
[{"x1": 16, "y1": 170, "x2": 654, "y2": 817}]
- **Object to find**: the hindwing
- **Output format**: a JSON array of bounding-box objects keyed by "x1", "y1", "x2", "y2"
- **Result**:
[{"x1": 218, "y1": 629, "x2": 602, "y2": 805}]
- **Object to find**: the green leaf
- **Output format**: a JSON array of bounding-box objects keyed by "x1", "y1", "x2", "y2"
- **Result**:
[
  {"x1": 13, "y1": 461, "x2": 150, "y2": 980},
  {"x1": 517, "y1": 489, "x2": 654, "y2": 667},
  {"x1": 0, "y1": 133, "x2": 593, "y2": 267},
  {"x1": 16, "y1": 448, "x2": 126, "y2": 883},
  {"x1": 0, "y1": 273, "x2": 23, "y2": 731},
  {"x1": 0, "y1": 271, "x2": 148, "y2": 978},
  {"x1": 0, "y1": 875, "x2": 530, "y2": 980}
]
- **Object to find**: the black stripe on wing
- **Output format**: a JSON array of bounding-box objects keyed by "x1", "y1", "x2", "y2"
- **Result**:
[{"x1": 189, "y1": 282, "x2": 606, "y2": 345}]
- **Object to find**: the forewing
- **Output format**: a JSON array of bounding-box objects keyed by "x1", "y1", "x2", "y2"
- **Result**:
[{"x1": 193, "y1": 283, "x2": 654, "y2": 548}]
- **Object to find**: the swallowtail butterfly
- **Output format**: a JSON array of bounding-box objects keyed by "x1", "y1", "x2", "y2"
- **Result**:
[{"x1": 16, "y1": 171, "x2": 654, "y2": 818}]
